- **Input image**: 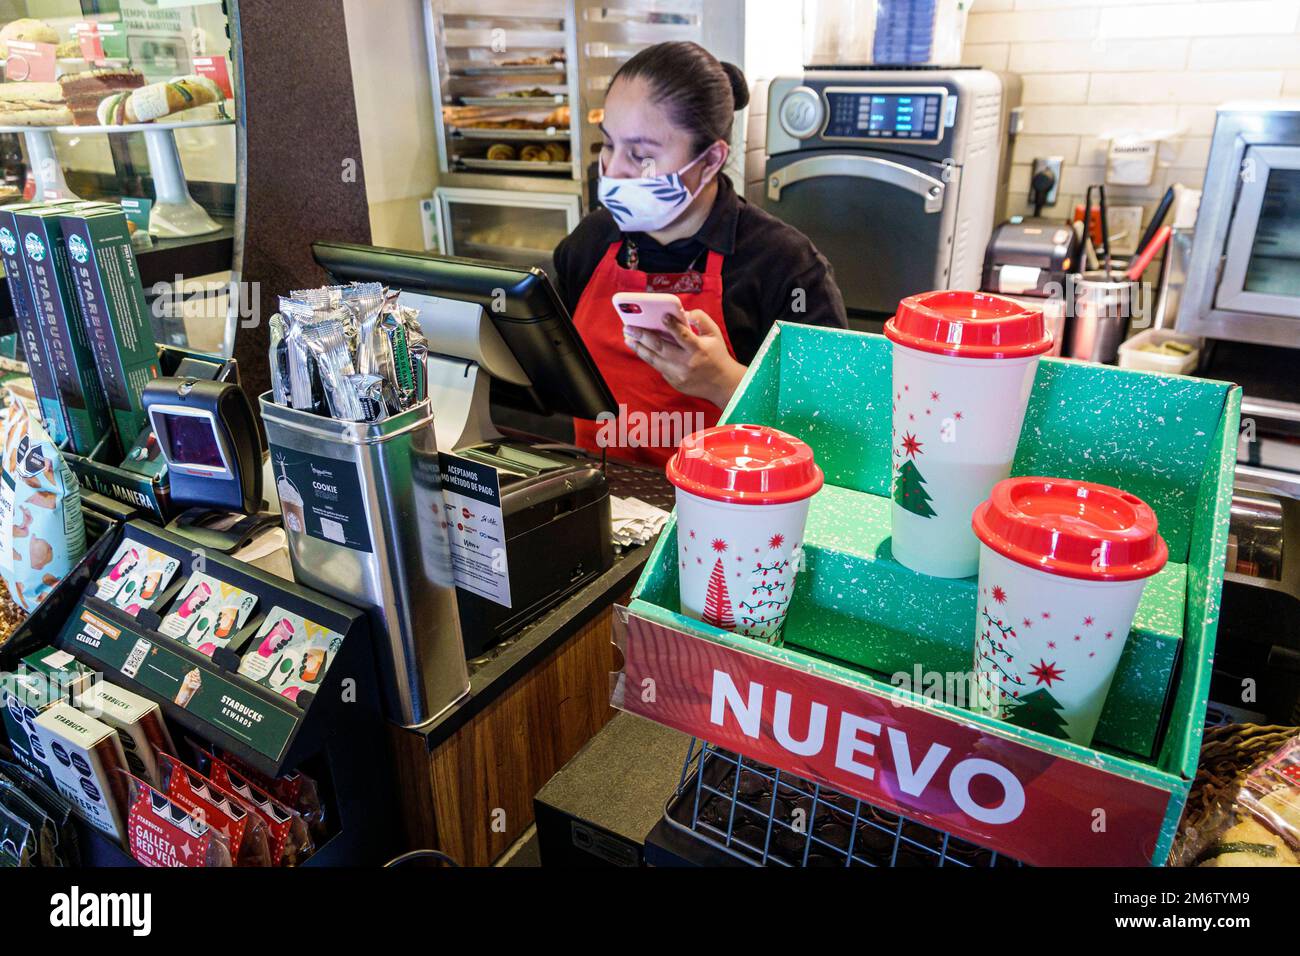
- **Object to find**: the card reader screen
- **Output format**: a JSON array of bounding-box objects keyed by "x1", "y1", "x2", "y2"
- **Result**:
[{"x1": 159, "y1": 412, "x2": 225, "y2": 469}]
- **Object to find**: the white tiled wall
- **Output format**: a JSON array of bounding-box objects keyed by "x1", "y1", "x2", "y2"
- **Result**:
[
  {"x1": 742, "y1": 0, "x2": 804, "y2": 203},
  {"x1": 962, "y1": 0, "x2": 1300, "y2": 221}
]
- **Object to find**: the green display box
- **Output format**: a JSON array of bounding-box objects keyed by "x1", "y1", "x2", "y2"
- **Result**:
[{"x1": 621, "y1": 322, "x2": 1239, "y2": 866}]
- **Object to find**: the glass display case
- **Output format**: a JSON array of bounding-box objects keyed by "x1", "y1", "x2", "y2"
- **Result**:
[
  {"x1": 422, "y1": 186, "x2": 580, "y2": 274},
  {"x1": 0, "y1": 0, "x2": 237, "y2": 355}
]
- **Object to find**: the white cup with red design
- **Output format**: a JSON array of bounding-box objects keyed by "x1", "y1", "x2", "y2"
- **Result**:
[
  {"x1": 666, "y1": 424, "x2": 824, "y2": 645},
  {"x1": 885, "y1": 290, "x2": 1053, "y2": 579},
  {"x1": 971, "y1": 477, "x2": 1168, "y2": 746}
]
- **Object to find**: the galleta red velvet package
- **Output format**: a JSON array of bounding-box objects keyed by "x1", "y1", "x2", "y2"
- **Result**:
[
  {"x1": 124, "y1": 773, "x2": 232, "y2": 867},
  {"x1": 205, "y1": 751, "x2": 314, "y2": 866},
  {"x1": 157, "y1": 752, "x2": 271, "y2": 866}
]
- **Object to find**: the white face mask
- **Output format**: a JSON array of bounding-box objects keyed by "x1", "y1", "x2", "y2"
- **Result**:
[{"x1": 597, "y1": 152, "x2": 710, "y2": 233}]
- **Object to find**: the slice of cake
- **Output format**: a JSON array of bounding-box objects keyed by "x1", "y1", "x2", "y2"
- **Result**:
[{"x1": 58, "y1": 68, "x2": 145, "y2": 126}]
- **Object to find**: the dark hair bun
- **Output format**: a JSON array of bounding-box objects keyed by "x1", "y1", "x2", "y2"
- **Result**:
[
  {"x1": 612, "y1": 42, "x2": 748, "y2": 152},
  {"x1": 720, "y1": 61, "x2": 750, "y2": 111}
]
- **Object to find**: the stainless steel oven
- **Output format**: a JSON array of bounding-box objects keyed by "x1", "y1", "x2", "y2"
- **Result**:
[
  {"x1": 761, "y1": 67, "x2": 1018, "y2": 322},
  {"x1": 1180, "y1": 104, "x2": 1300, "y2": 349}
]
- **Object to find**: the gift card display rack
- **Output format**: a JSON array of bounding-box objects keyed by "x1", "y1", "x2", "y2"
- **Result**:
[
  {"x1": 615, "y1": 322, "x2": 1240, "y2": 868},
  {"x1": 7, "y1": 518, "x2": 398, "y2": 866}
]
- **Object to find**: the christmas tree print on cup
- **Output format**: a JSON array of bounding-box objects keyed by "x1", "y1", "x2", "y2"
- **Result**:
[
  {"x1": 971, "y1": 477, "x2": 1168, "y2": 746},
  {"x1": 885, "y1": 290, "x2": 1052, "y2": 578},
  {"x1": 667, "y1": 424, "x2": 823, "y2": 645}
]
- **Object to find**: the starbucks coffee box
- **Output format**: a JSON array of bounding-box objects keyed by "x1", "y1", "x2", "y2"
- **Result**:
[
  {"x1": 58, "y1": 207, "x2": 159, "y2": 449},
  {"x1": 0, "y1": 671, "x2": 61, "y2": 785},
  {"x1": 32, "y1": 703, "x2": 129, "y2": 840},
  {"x1": 20, "y1": 647, "x2": 97, "y2": 699},
  {"x1": 0, "y1": 203, "x2": 71, "y2": 446},
  {"x1": 13, "y1": 203, "x2": 116, "y2": 456},
  {"x1": 74, "y1": 680, "x2": 173, "y2": 788}
]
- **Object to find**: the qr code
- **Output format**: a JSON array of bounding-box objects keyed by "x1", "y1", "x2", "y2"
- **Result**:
[
  {"x1": 321, "y1": 518, "x2": 345, "y2": 544},
  {"x1": 122, "y1": 639, "x2": 151, "y2": 679}
]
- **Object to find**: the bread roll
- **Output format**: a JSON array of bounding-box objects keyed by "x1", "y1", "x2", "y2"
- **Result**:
[
  {"x1": 98, "y1": 75, "x2": 224, "y2": 125},
  {"x1": 486, "y1": 143, "x2": 516, "y2": 161},
  {"x1": 0, "y1": 18, "x2": 59, "y2": 58}
]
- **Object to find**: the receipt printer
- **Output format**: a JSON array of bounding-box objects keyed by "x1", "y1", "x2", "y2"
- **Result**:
[
  {"x1": 982, "y1": 218, "x2": 1079, "y2": 298},
  {"x1": 449, "y1": 441, "x2": 612, "y2": 659}
]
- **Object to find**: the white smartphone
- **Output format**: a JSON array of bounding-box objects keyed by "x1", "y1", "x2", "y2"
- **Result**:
[{"x1": 613, "y1": 291, "x2": 684, "y2": 331}]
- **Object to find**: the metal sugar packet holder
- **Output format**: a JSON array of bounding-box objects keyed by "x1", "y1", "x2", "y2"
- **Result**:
[{"x1": 259, "y1": 393, "x2": 469, "y2": 727}]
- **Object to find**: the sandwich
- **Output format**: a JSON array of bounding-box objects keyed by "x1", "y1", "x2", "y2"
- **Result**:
[{"x1": 0, "y1": 82, "x2": 71, "y2": 127}]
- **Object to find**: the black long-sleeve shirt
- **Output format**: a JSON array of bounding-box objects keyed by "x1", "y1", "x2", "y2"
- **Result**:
[{"x1": 553, "y1": 175, "x2": 848, "y2": 366}]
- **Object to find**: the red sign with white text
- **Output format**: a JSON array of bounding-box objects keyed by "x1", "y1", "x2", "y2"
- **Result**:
[
  {"x1": 4, "y1": 41, "x2": 56, "y2": 82},
  {"x1": 192, "y1": 56, "x2": 233, "y2": 99},
  {"x1": 614, "y1": 611, "x2": 1175, "y2": 866},
  {"x1": 75, "y1": 23, "x2": 105, "y2": 62}
]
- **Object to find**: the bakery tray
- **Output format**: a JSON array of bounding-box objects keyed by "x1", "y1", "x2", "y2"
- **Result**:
[
  {"x1": 458, "y1": 157, "x2": 570, "y2": 174},
  {"x1": 452, "y1": 63, "x2": 566, "y2": 76},
  {"x1": 615, "y1": 322, "x2": 1240, "y2": 867},
  {"x1": 450, "y1": 127, "x2": 569, "y2": 141}
]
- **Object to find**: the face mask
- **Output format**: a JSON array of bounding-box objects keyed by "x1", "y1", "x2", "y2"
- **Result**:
[{"x1": 597, "y1": 152, "x2": 711, "y2": 233}]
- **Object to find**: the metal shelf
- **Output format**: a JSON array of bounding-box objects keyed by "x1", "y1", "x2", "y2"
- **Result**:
[
  {"x1": 458, "y1": 95, "x2": 566, "y2": 107},
  {"x1": 459, "y1": 157, "x2": 570, "y2": 174},
  {"x1": 450, "y1": 126, "x2": 569, "y2": 141},
  {"x1": 451, "y1": 63, "x2": 566, "y2": 76}
]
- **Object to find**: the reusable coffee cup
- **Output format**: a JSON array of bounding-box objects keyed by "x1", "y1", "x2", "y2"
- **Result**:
[
  {"x1": 971, "y1": 477, "x2": 1168, "y2": 746},
  {"x1": 666, "y1": 424, "x2": 823, "y2": 645},
  {"x1": 885, "y1": 290, "x2": 1053, "y2": 578}
]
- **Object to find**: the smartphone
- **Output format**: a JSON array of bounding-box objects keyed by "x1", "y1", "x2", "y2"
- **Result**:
[{"x1": 613, "y1": 292, "x2": 684, "y2": 331}]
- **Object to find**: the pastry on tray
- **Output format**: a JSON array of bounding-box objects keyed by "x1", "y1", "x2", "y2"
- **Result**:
[
  {"x1": 96, "y1": 74, "x2": 223, "y2": 125},
  {"x1": 58, "y1": 68, "x2": 146, "y2": 125},
  {"x1": 0, "y1": 18, "x2": 58, "y2": 58},
  {"x1": 0, "y1": 81, "x2": 71, "y2": 126}
]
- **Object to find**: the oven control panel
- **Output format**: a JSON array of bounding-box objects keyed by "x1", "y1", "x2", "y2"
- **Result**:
[{"x1": 777, "y1": 85, "x2": 951, "y2": 146}]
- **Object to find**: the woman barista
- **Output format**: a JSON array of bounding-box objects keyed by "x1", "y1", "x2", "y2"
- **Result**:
[{"x1": 555, "y1": 42, "x2": 847, "y2": 466}]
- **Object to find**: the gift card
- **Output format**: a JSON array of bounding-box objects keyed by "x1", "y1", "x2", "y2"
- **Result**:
[
  {"x1": 159, "y1": 571, "x2": 258, "y2": 657},
  {"x1": 95, "y1": 542, "x2": 180, "y2": 617},
  {"x1": 236, "y1": 608, "x2": 342, "y2": 706}
]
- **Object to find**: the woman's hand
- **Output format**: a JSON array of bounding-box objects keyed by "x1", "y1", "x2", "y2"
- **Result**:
[{"x1": 624, "y1": 309, "x2": 746, "y2": 409}]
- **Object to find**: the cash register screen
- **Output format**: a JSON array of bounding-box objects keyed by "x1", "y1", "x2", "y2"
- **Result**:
[{"x1": 157, "y1": 411, "x2": 226, "y2": 470}]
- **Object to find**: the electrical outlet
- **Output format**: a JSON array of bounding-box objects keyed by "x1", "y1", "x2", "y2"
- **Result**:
[{"x1": 1029, "y1": 156, "x2": 1063, "y2": 207}]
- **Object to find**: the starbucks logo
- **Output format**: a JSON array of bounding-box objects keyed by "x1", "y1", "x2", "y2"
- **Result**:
[
  {"x1": 0, "y1": 228, "x2": 14, "y2": 257},
  {"x1": 23, "y1": 233, "x2": 45, "y2": 262},
  {"x1": 68, "y1": 234, "x2": 89, "y2": 264}
]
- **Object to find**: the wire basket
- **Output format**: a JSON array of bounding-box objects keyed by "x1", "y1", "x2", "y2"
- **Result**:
[{"x1": 664, "y1": 738, "x2": 1024, "y2": 867}]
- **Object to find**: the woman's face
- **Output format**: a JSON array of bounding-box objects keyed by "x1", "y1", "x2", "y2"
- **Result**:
[{"x1": 600, "y1": 76, "x2": 722, "y2": 190}]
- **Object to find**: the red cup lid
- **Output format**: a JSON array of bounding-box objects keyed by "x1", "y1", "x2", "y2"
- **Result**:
[
  {"x1": 884, "y1": 290, "x2": 1052, "y2": 360},
  {"x1": 667, "y1": 424, "x2": 823, "y2": 505},
  {"x1": 972, "y1": 477, "x2": 1168, "y2": 581}
]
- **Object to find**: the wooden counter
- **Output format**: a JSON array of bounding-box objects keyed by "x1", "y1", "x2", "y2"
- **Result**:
[{"x1": 388, "y1": 545, "x2": 650, "y2": 866}]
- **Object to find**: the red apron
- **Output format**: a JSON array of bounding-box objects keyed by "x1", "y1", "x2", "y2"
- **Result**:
[{"x1": 573, "y1": 241, "x2": 735, "y2": 467}]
